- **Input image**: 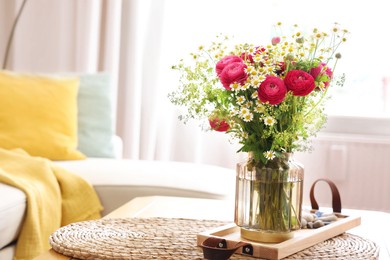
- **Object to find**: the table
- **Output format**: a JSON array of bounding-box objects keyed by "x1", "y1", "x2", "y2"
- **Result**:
[{"x1": 36, "y1": 196, "x2": 390, "y2": 260}]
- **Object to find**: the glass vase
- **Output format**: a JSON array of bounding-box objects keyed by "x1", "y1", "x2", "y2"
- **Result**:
[{"x1": 234, "y1": 152, "x2": 304, "y2": 243}]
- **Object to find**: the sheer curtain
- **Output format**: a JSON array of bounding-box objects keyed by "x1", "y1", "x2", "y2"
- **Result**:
[
  {"x1": 0, "y1": 0, "x2": 242, "y2": 169},
  {"x1": 113, "y1": 0, "x2": 242, "y2": 167},
  {"x1": 2, "y1": 0, "x2": 118, "y2": 72},
  {"x1": 3, "y1": 0, "x2": 390, "y2": 170}
]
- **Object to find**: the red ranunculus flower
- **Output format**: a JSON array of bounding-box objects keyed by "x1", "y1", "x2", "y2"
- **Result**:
[
  {"x1": 284, "y1": 70, "x2": 315, "y2": 96},
  {"x1": 218, "y1": 62, "x2": 248, "y2": 90},
  {"x1": 310, "y1": 63, "x2": 333, "y2": 88},
  {"x1": 208, "y1": 117, "x2": 230, "y2": 132},
  {"x1": 257, "y1": 76, "x2": 287, "y2": 105},
  {"x1": 215, "y1": 55, "x2": 243, "y2": 76}
]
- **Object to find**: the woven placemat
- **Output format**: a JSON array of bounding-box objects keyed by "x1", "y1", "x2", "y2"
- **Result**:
[{"x1": 49, "y1": 217, "x2": 379, "y2": 259}]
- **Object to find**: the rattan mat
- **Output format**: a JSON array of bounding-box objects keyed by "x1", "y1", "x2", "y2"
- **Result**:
[{"x1": 49, "y1": 217, "x2": 379, "y2": 259}]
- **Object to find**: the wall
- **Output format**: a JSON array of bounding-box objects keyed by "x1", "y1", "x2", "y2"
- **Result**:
[{"x1": 296, "y1": 117, "x2": 390, "y2": 213}]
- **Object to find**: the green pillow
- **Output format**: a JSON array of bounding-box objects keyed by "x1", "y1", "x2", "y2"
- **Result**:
[{"x1": 77, "y1": 73, "x2": 117, "y2": 158}]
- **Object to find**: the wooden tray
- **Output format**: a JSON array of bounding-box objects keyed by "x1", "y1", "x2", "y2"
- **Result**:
[{"x1": 197, "y1": 213, "x2": 361, "y2": 259}]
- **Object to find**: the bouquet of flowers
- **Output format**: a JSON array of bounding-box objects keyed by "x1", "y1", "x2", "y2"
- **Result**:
[{"x1": 169, "y1": 23, "x2": 348, "y2": 166}]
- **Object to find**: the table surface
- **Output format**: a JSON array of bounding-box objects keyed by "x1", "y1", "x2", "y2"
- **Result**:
[{"x1": 35, "y1": 195, "x2": 390, "y2": 260}]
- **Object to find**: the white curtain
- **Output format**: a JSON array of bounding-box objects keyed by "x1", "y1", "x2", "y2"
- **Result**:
[
  {"x1": 0, "y1": 0, "x2": 243, "y2": 169},
  {"x1": 3, "y1": 0, "x2": 390, "y2": 171}
]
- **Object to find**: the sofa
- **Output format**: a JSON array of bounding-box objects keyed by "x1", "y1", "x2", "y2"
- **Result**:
[
  {"x1": 0, "y1": 154, "x2": 236, "y2": 260},
  {"x1": 0, "y1": 71, "x2": 237, "y2": 259}
]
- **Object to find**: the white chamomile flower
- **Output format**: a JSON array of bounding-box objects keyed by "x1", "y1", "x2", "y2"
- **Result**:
[
  {"x1": 241, "y1": 101, "x2": 253, "y2": 109},
  {"x1": 253, "y1": 55, "x2": 262, "y2": 63},
  {"x1": 318, "y1": 82, "x2": 326, "y2": 90},
  {"x1": 264, "y1": 58, "x2": 272, "y2": 66},
  {"x1": 231, "y1": 82, "x2": 241, "y2": 91},
  {"x1": 251, "y1": 91, "x2": 258, "y2": 99},
  {"x1": 266, "y1": 66, "x2": 274, "y2": 73},
  {"x1": 230, "y1": 107, "x2": 240, "y2": 116},
  {"x1": 241, "y1": 83, "x2": 250, "y2": 90},
  {"x1": 264, "y1": 116, "x2": 276, "y2": 126},
  {"x1": 258, "y1": 75, "x2": 266, "y2": 82},
  {"x1": 240, "y1": 107, "x2": 250, "y2": 116},
  {"x1": 251, "y1": 76, "x2": 261, "y2": 86},
  {"x1": 255, "y1": 103, "x2": 266, "y2": 113},
  {"x1": 245, "y1": 66, "x2": 255, "y2": 74},
  {"x1": 228, "y1": 119, "x2": 235, "y2": 126},
  {"x1": 237, "y1": 96, "x2": 246, "y2": 104},
  {"x1": 242, "y1": 132, "x2": 249, "y2": 139},
  {"x1": 242, "y1": 112, "x2": 253, "y2": 122},
  {"x1": 263, "y1": 150, "x2": 276, "y2": 160}
]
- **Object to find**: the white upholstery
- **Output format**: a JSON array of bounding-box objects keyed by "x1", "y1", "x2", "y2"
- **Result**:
[
  {"x1": 0, "y1": 158, "x2": 236, "y2": 259},
  {"x1": 0, "y1": 183, "x2": 26, "y2": 250},
  {"x1": 0, "y1": 244, "x2": 15, "y2": 260},
  {"x1": 55, "y1": 158, "x2": 236, "y2": 216}
]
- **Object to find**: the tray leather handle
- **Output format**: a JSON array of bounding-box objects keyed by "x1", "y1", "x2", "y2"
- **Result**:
[
  {"x1": 200, "y1": 237, "x2": 251, "y2": 260},
  {"x1": 310, "y1": 178, "x2": 342, "y2": 213}
]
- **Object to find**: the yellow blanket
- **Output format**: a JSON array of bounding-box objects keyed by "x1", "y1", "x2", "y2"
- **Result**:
[{"x1": 0, "y1": 148, "x2": 103, "y2": 260}]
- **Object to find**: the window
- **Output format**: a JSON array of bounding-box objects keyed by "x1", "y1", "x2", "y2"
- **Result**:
[{"x1": 161, "y1": 0, "x2": 390, "y2": 123}]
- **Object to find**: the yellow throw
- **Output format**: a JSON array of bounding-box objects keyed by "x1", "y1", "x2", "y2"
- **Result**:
[{"x1": 0, "y1": 148, "x2": 103, "y2": 260}]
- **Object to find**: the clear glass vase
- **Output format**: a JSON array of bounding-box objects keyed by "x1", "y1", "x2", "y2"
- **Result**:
[{"x1": 234, "y1": 152, "x2": 304, "y2": 243}]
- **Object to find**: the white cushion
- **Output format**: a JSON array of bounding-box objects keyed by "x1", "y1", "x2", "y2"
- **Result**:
[
  {"x1": 0, "y1": 243, "x2": 15, "y2": 260},
  {"x1": 55, "y1": 158, "x2": 236, "y2": 215},
  {"x1": 0, "y1": 183, "x2": 26, "y2": 249}
]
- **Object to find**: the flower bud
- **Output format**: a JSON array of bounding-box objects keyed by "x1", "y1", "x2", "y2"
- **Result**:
[
  {"x1": 271, "y1": 37, "x2": 281, "y2": 45},
  {"x1": 296, "y1": 37, "x2": 304, "y2": 44},
  {"x1": 285, "y1": 54, "x2": 294, "y2": 61},
  {"x1": 335, "y1": 53, "x2": 342, "y2": 59},
  {"x1": 208, "y1": 116, "x2": 230, "y2": 132}
]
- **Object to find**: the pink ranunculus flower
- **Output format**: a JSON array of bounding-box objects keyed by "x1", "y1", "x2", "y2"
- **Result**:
[
  {"x1": 218, "y1": 62, "x2": 248, "y2": 90},
  {"x1": 309, "y1": 65, "x2": 322, "y2": 79},
  {"x1": 208, "y1": 117, "x2": 230, "y2": 132},
  {"x1": 310, "y1": 63, "x2": 333, "y2": 88},
  {"x1": 257, "y1": 76, "x2": 287, "y2": 105},
  {"x1": 322, "y1": 66, "x2": 333, "y2": 87},
  {"x1": 284, "y1": 70, "x2": 315, "y2": 96},
  {"x1": 272, "y1": 36, "x2": 281, "y2": 45},
  {"x1": 215, "y1": 55, "x2": 243, "y2": 76}
]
